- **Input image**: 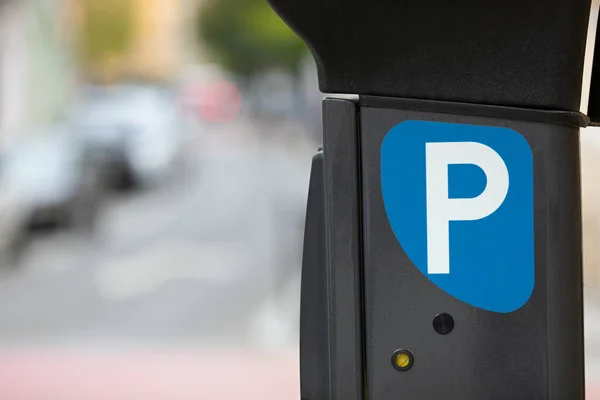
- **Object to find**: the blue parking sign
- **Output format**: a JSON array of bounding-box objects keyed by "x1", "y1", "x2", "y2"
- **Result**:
[{"x1": 381, "y1": 121, "x2": 534, "y2": 313}]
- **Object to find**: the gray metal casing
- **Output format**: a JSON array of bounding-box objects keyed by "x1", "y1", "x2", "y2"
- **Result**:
[{"x1": 321, "y1": 97, "x2": 584, "y2": 400}]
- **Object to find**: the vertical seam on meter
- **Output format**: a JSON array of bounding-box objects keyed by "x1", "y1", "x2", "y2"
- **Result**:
[
  {"x1": 574, "y1": 142, "x2": 586, "y2": 395},
  {"x1": 540, "y1": 147, "x2": 552, "y2": 400},
  {"x1": 323, "y1": 104, "x2": 335, "y2": 400},
  {"x1": 355, "y1": 106, "x2": 368, "y2": 400}
]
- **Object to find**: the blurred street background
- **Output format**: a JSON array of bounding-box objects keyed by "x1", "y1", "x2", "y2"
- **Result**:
[{"x1": 0, "y1": 0, "x2": 597, "y2": 399}]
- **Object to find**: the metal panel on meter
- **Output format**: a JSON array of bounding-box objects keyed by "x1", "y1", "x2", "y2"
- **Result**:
[{"x1": 359, "y1": 100, "x2": 584, "y2": 400}]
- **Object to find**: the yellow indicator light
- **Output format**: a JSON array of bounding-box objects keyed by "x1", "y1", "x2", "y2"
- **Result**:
[
  {"x1": 395, "y1": 352, "x2": 410, "y2": 368},
  {"x1": 392, "y1": 349, "x2": 414, "y2": 371}
]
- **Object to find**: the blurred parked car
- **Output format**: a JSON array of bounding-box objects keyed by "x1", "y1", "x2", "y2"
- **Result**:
[
  {"x1": 76, "y1": 84, "x2": 185, "y2": 190},
  {"x1": 2, "y1": 125, "x2": 102, "y2": 235},
  {"x1": 249, "y1": 70, "x2": 296, "y2": 120}
]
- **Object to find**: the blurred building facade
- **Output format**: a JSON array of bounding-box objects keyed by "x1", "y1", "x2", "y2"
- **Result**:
[
  {"x1": 124, "y1": 0, "x2": 184, "y2": 80},
  {"x1": 0, "y1": 0, "x2": 75, "y2": 148},
  {"x1": 582, "y1": 132, "x2": 600, "y2": 297},
  {"x1": 71, "y1": 0, "x2": 205, "y2": 83},
  {"x1": 582, "y1": 3, "x2": 600, "y2": 297}
]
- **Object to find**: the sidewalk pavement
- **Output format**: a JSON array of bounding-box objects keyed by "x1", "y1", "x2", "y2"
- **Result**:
[
  {"x1": 0, "y1": 349, "x2": 300, "y2": 400},
  {"x1": 587, "y1": 299, "x2": 600, "y2": 398}
]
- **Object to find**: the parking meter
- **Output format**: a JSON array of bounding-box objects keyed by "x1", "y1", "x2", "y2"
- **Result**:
[{"x1": 269, "y1": 1, "x2": 598, "y2": 399}]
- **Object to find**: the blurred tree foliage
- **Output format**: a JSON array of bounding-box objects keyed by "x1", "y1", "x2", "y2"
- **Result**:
[
  {"x1": 198, "y1": 0, "x2": 306, "y2": 77},
  {"x1": 78, "y1": 0, "x2": 134, "y2": 66}
]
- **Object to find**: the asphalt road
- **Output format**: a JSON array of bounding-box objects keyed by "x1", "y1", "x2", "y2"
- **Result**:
[{"x1": 0, "y1": 117, "x2": 314, "y2": 349}]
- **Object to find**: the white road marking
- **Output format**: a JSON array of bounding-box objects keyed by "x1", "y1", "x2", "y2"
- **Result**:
[
  {"x1": 21, "y1": 234, "x2": 93, "y2": 277},
  {"x1": 95, "y1": 240, "x2": 248, "y2": 301},
  {"x1": 246, "y1": 273, "x2": 300, "y2": 352}
]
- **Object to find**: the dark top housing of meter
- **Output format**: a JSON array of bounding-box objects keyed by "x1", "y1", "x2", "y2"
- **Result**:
[{"x1": 267, "y1": 0, "x2": 591, "y2": 112}]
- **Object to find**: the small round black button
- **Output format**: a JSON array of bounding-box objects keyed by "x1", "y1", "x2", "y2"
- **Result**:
[{"x1": 433, "y1": 313, "x2": 454, "y2": 335}]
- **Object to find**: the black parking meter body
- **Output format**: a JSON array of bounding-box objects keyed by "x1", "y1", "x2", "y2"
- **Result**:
[{"x1": 275, "y1": 1, "x2": 596, "y2": 399}]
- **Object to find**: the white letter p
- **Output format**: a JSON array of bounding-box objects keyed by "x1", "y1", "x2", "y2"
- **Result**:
[{"x1": 425, "y1": 142, "x2": 509, "y2": 275}]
